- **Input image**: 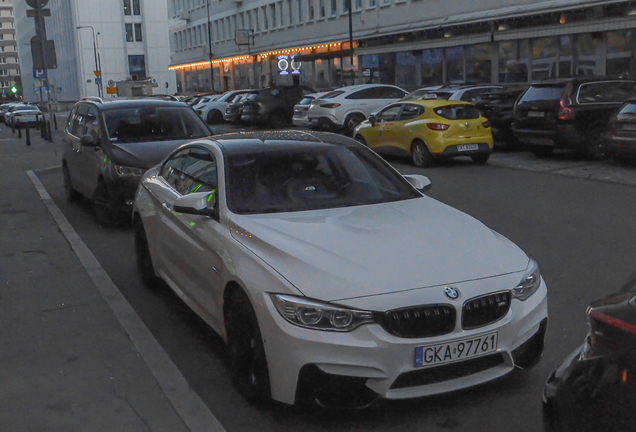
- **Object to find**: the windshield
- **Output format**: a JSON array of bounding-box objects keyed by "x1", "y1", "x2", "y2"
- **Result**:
[
  {"x1": 104, "y1": 106, "x2": 210, "y2": 143},
  {"x1": 225, "y1": 143, "x2": 421, "y2": 214},
  {"x1": 519, "y1": 85, "x2": 565, "y2": 103}
]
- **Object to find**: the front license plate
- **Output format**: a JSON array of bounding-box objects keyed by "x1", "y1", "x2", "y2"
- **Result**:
[
  {"x1": 457, "y1": 144, "x2": 479, "y2": 152},
  {"x1": 527, "y1": 111, "x2": 545, "y2": 117},
  {"x1": 415, "y1": 332, "x2": 498, "y2": 368}
]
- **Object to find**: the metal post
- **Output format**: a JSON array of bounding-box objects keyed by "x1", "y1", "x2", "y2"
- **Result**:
[
  {"x1": 17, "y1": 120, "x2": 21, "y2": 138},
  {"x1": 26, "y1": 125, "x2": 31, "y2": 146},
  {"x1": 47, "y1": 121, "x2": 53, "y2": 143},
  {"x1": 206, "y1": 0, "x2": 215, "y2": 92},
  {"x1": 53, "y1": 114, "x2": 58, "y2": 130},
  {"x1": 96, "y1": 32, "x2": 103, "y2": 98},
  {"x1": 348, "y1": 0, "x2": 355, "y2": 85},
  {"x1": 77, "y1": 26, "x2": 101, "y2": 98}
]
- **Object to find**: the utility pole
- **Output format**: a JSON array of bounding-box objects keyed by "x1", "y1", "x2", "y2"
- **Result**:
[
  {"x1": 348, "y1": 0, "x2": 355, "y2": 85},
  {"x1": 206, "y1": 0, "x2": 215, "y2": 92}
]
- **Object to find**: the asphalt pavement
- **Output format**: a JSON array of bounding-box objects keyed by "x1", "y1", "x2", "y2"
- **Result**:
[{"x1": 0, "y1": 117, "x2": 224, "y2": 432}]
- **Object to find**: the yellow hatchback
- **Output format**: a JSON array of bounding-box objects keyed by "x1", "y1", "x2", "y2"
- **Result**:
[{"x1": 353, "y1": 99, "x2": 494, "y2": 167}]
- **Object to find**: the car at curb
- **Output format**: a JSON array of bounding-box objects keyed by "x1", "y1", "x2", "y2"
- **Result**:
[
  {"x1": 133, "y1": 130, "x2": 548, "y2": 407},
  {"x1": 240, "y1": 85, "x2": 315, "y2": 128},
  {"x1": 354, "y1": 99, "x2": 494, "y2": 167},
  {"x1": 62, "y1": 97, "x2": 212, "y2": 226},
  {"x1": 194, "y1": 90, "x2": 252, "y2": 124}
]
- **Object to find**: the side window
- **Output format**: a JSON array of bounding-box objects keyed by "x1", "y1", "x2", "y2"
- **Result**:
[
  {"x1": 72, "y1": 105, "x2": 90, "y2": 137},
  {"x1": 177, "y1": 148, "x2": 218, "y2": 196},
  {"x1": 380, "y1": 87, "x2": 408, "y2": 99},
  {"x1": 377, "y1": 105, "x2": 402, "y2": 122},
  {"x1": 160, "y1": 149, "x2": 190, "y2": 190},
  {"x1": 346, "y1": 88, "x2": 378, "y2": 100},
  {"x1": 65, "y1": 107, "x2": 78, "y2": 134},
  {"x1": 82, "y1": 106, "x2": 101, "y2": 139},
  {"x1": 399, "y1": 104, "x2": 424, "y2": 121}
]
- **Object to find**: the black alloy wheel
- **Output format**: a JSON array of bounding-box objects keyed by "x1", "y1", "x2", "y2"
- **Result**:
[
  {"x1": 355, "y1": 135, "x2": 367, "y2": 146},
  {"x1": 581, "y1": 125, "x2": 608, "y2": 160},
  {"x1": 207, "y1": 110, "x2": 223, "y2": 124},
  {"x1": 225, "y1": 290, "x2": 271, "y2": 402},
  {"x1": 411, "y1": 140, "x2": 432, "y2": 168},
  {"x1": 92, "y1": 181, "x2": 123, "y2": 227},
  {"x1": 268, "y1": 111, "x2": 287, "y2": 129},
  {"x1": 471, "y1": 153, "x2": 491, "y2": 165},
  {"x1": 62, "y1": 163, "x2": 80, "y2": 203},
  {"x1": 134, "y1": 217, "x2": 161, "y2": 287},
  {"x1": 345, "y1": 113, "x2": 366, "y2": 137}
]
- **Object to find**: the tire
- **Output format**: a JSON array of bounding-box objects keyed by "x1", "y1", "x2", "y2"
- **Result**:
[
  {"x1": 354, "y1": 134, "x2": 367, "y2": 146},
  {"x1": 207, "y1": 110, "x2": 223, "y2": 124},
  {"x1": 268, "y1": 111, "x2": 287, "y2": 129},
  {"x1": 345, "y1": 114, "x2": 365, "y2": 137},
  {"x1": 134, "y1": 217, "x2": 161, "y2": 287},
  {"x1": 92, "y1": 180, "x2": 123, "y2": 227},
  {"x1": 411, "y1": 140, "x2": 432, "y2": 168},
  {"x1": 580, "y1": 125, "x2": 607, "y2": 160},
  {"x1": 224, "y1": 290, "x2": 271, "y2": 402},
  {"x1": 530, "y1": 145, "x2": 554, "y2": 158},
  {"x1": 471, "y1": 153, "x2": 490, "y2": 165},
  {"x1": 62, "y1": 163, "x2": 80, "y2": 203}
]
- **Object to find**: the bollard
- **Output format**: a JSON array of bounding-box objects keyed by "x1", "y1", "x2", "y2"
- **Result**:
[
  {"x1": 47, "y1": 121, "x2": 53, "y2": 143},
  {"x1": 17, "y1": 120, "x2": 21, "y2": 138},
  {"x1": 11, "y1": 119, "x2": 15, "y2": 134},
  {"x1": 26, "y1": 124, "x2": 31, "y2": 146},
  {"x1": 53, "y1": 114, "x2": 58, "y2": 131},
  {"x1": 40, "y1": 117, "x2": 46, "y2": 139}
]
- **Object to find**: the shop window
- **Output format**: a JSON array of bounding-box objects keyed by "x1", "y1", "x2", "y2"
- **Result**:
[
  {"x1": 531, "y1": 37, "x2": 557, "y2": 81},
  {"x1": 607, "y1": 30, "x2": 636, "y2": 79},
  {"x1": 574, "y1": 33, "x2": 600, "y2": 76},
  {"x1": 499, "y1": 40, "x2": 529, "y2": 83},
  {"x1": 133, "y1": 0, "x2": 141, "y2": 15},
  {"x1": 558, "y1": 35, "x2": 573, "y2": 78},
  {"x1": 446, "y1": 46, "x2": 464, "y2": 84},
  {"x1": 396, "y1": 51, "x2": 417, "y2": 88},
  {"x1": 128, "y1": 55, "x2": 146, "y2": 79},
  {"x1": 421, "y1": 48, "x2": 443, "y2": 86},
  {"x1": 466, "y1": 43, "x2": 491, "y2": 83}
]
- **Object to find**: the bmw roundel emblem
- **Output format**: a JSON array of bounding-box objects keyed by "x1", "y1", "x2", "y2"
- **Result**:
[{"x1": 444, "y1": 286, "x2": 460, "y2": 300}]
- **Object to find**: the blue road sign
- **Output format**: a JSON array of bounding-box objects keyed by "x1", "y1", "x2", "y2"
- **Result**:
[
  {"x1": 33, "y1": 69, "x2": 47, "y2": 79},
  {"x1": 95, "y1": 78, "x2": 102, "y2": 85}
]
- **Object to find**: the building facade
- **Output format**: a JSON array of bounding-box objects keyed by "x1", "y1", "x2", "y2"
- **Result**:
[
  {"x1": 169, "y1": 0, "x2": 636, "y2": 93},
  {"x1": 0, "y1": 0, "x2": 20, "y2": 100},
  {"x1": 14, "y1": 0, "x2": 176, "y2": 103}
]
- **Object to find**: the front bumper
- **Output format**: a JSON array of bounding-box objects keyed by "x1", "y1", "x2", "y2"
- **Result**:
[
  {"x1": 309, "y1": 115, "x2": 344, "y2": 132},
  {"x1": 256, "y1": 278, "x2": 548, "y2": 405}
]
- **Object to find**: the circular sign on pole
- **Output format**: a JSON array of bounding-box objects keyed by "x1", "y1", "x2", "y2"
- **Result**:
[
  {"x1": 108, "y1": 79, "x2": 115, "y2": 87},
  {"x1": 26, "y1": 0, "x2": 48, "y2": 8}
]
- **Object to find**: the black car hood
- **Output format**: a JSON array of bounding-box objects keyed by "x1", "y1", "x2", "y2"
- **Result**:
[
  {"x1": 109, "y1": 139, "x2": 193, "y2": 169},
  {"x1": 588, "y1": 291, "x2": 636, "y2": 329}
]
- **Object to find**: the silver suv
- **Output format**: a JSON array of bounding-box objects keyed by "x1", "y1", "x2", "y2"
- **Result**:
[{"x1": 307, "y1": 84, "x2": 408, "y2": 135}]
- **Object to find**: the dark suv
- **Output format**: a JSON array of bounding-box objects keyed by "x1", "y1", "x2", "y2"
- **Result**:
[
  {"x1": 240, "y1": 85, "x2": 315, "y2": 128},
  {"x1": 62, "y1": 97, "x2": 212, "y2": 226},
  {"x1": 512, "y1": 77, "x2": 636, "y2": 158}
]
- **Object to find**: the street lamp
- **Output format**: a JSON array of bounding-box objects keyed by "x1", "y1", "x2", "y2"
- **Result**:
[
  {"x1": 206, "y1": 0, "x2": 215, "y2": 92},
  {"x1": 76, "y1": 25, "x2": 102, "y2": 98}
]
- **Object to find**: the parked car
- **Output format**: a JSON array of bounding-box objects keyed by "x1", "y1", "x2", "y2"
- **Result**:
[
  {"x1": 62, "y1": 97, "x2": 212, "y2": 226},
  {"x1": 543, "y1": 281, "x2": 636, "y2": 432},
  {"x1": 473, "y1": 86, "x2": 528, "y2": 150},
  {"x1": 307, "y1": 84, "x2": 408, "y2": 136},
  {"x1": 292, "y1": 92, "x2": 324, "y2": 127},
  {"x1": 8, "y1": 105, "x2": 44, "y2": 128},
  {"x1": 194, "y1": 90, "x2": 251, "y2": 124},
  {"x1": 133, "y1": 130, "x2": 548, "y2": 407},
  {"x1": 186, "y1": 92, "x2": 218, "y2": 106},
  {"x1": 512, "y1": 77, "x2": 636, "y2": 158},
  {"x1": 354, "y1": 99, "x2": 494, "y2": 167},
  {"x1": 604, "y1": 98, "x2": 636, "y2": 163},
  {"x1": 240, "y1": 85, "x2": 315, "y2": 128},
  {"x1": 405, "y1": 85, "x2": 504, "y2": 103},
  {"x1": 0, "y1": 102, "x2": 23, "y2": 124},
  {"x1": 223, "y1": 92, "x2": 255, "y2": 124}
]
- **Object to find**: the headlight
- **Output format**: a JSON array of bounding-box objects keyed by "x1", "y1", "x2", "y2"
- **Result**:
[
  {"x1": 271, "y1": 294, "x2": 375, "y2": 332},
  {"x1": 113, "y1": 164, "x2": 146, "y2": 176},
  {"x1": 512, "y1": 259, "x2": 541, "y2": 301}
]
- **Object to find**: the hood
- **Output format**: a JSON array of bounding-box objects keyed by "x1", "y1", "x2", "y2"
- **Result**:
[
  {"x1": 109, "y1": 139, "x2": 190, "y2": 169},
  {"x1": 230, "y1": 197, "x2": 529, "y2": 302}
]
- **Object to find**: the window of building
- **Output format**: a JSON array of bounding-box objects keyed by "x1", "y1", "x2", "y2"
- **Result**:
[
  {"x1": 446, "y1": 46, "x2": 464, "y2": 83},
  {"x1": 270, "y1": 4, "x2": 276, "y2": 28},
  {"x1": 499, "y1": 40, "x2": 529, "y2": 83},
  {"x1": 133, "y1": 0, "x2": 141, "y2": 15},
  {"x1": 128, "y1": 55, "x2": 146, "y2": 79},
  {"x1": 263, "y1": 6, "x2": 269, "y2": 30},
  {"x1": 344, "y1": 0, "x2": 349, "y2": 12},
  {"x1": 355, "y1": 0, "x2": 362, "y2": 10},
  {"x1": 420, "y1": 48, "x2": 443, "y2": 85},
  {"x1": 123, "y1": 0, "x2": 131, "y2": 15},
  {"x1": 368, "y1": 0, "x2": 376, "y2": 8},
  {"x1": 466, "y1": 43, "x2": 491, "y2": 83},
  {"x1": 287, "y1": 0, "x2": 293, "y2": 25},
  {"x1": 607, "y1": 30, "x2": 636, "y2": 79},
  {"x1": 125, "y1": 23, "x2": 134, "y2": 42},
  {"x1": 331, "y1": 0, "x2": 337, "y2": 15},
  {"x1": 134, "y1": 23, "x2": 143, "y2": 42},
  {"x1": 319, "y1": 0, "x2": 325, "y2": 17},
  {"x1": 307, "y1": 0, "x2": 313, "y2": 20},
  {"x1": 574, "y1": 33, "x2": 600, "y2": 76}
]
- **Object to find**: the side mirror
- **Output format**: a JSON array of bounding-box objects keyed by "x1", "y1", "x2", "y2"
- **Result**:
[
  {"x1": 403, "y1": 174, "x2": 432, "y2": 192},
  {"x1": 80, "y1": 134, "x2": 98, "y2": 147},
  {"x1": 173, "y1": 190, "x2": 219, "y2": 220},
  {"x1": 368, "y1": 114, "x2": 377, "y2": 126}
]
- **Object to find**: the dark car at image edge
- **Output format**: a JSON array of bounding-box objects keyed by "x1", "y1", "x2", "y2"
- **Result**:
[{"x1": 512, "y1": 76, "x2": 636, "y2": 158}]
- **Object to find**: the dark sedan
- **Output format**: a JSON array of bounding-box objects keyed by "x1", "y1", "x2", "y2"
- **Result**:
[{"x1": 605, "y1": 99, "x2": 636, "y2": 163}]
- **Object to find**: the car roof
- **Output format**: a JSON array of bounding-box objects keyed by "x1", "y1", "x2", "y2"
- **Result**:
[
  {"x1": 76, "y1": 98, "x2": 188, "y2": 111},
  {"x1": 398, "y1": 99, "x2": 477, "y2": 108},
  {"x1": 208, "y1": 130, "x2": 356, "y2": 153}
]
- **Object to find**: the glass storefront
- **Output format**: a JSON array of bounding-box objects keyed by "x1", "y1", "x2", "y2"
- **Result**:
[
  {"x1": 421, "y1": 48, "x2": 443, "y2": 86},
  {"x1": 446, "y1": 46, "x2": 464, "y2": 84},
  {"x1": 499, "y1": 40, "x2": 529, "y2": 83},
  {"x1": 466, "y1": 43, "x2": 492, "y2": 83},
  {"x1": 607, "y1": 29, "x2": 636, "y2": 79}
]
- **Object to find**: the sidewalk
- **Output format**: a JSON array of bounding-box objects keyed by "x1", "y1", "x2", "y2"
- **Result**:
[{"x1": 0, "y1": 122, "x2": 221, "y2": 430}]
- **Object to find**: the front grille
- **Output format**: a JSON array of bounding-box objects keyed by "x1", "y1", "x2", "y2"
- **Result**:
[
  {"x1": 379, "y1": 304, "x2": 456, "y2": 338},
  {"x1": 390, "y1": 353, "x2": 505, "y2": 389},
  {"x1": 462, "y1": 291, "x2": 511, "y2": 330}
]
